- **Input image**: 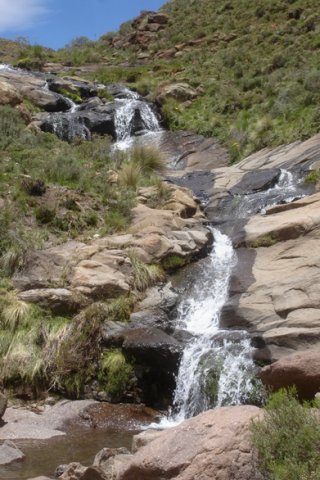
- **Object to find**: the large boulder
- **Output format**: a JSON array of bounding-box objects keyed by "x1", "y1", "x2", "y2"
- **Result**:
[
  {"x1": 0, "y1": 80, "x2": 22, "y2": 106},
  {"x1": 261, "y1": 350, "x2": 320, "y2": 400},
  {"x1": 118, "y1": 406, "x2": 262, "y2": 480}
]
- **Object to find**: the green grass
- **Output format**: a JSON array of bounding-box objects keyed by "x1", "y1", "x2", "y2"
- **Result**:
[
  {"x1": 128, "y1": 251, "x2": 165, "y2": 292},
  {"x1": 251, "y1": 388, "x2": 320, "y2": 480},
  {"x1": 98, "y1": 349, "x2": 133, "y2": 398},
  {"x1": 249, "y1": 234, "x2": 278, "y2": 248},
  {"x1": 305, "y1": 169, "x2": 320, "y2": 184}
]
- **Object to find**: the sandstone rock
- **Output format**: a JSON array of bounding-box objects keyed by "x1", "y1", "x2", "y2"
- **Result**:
[
  {"x1": 156, "y1": 83, "x2": 198, "y2": 105},
  {"x1": 0, "y1": 80, "x2": 22, "y2": 106},
  {"x1": 221, "y1": 192, "x2": 320, "y2": 360},
  {"x1": 0, "y1": 392, "x2": 8, "y2": 418},
  {"x1": 118, "y1": 406, "x2": 262, "y2": 480},
  {"x1": 0, "y1": 440, "x2": 25, "y2": 465},
  {"x1": 261, "y1": 350, "x2": 320, "y2": 400},
  {"x1": 18, "y1": 288, "x2": 89, "y2": 314},
  {"x1": 93, "y1": 447, "x2": 132, "y2": 477},
  {"x1": 131, "y1": 429, "x2": 163, "y2": 452}
]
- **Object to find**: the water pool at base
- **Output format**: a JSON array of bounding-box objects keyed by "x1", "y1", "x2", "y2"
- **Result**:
[{"x1": 0, "y1": 425, "x2": 135, "y2": 480}]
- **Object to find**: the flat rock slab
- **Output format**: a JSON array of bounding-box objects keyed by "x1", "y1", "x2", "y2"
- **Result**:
[
  {"x1": 0, "y1": 400, "x2": 96, "y2": 440},
  {"x1": 0, "y1": 440, "x2": 25, "y2": 465}
]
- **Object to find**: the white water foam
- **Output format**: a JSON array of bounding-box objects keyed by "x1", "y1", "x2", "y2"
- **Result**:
[{"x1": 113, "y1": 89, "x2": 161, "y2": 151}]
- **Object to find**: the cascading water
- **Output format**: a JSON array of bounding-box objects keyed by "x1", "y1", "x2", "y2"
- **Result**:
[
  {"x1": 155, "y1": 169, "x2": 306, "y2": 428},
  {"x1": 113, "y1": 89, "x2": 162, "y2": 151},
  {"x1": 232, "y1": 168, "x2": 305, "y2": 218},
  {"x1": 160, "y1": 230, "x2": 259, "y2": 426}
]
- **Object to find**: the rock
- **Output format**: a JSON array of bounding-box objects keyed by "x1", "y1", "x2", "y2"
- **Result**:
[
  {"x1": 55, "y1": 464, "x2": 68, "y2": 477},
  {"x1": 131, "y1": 429, "x2": 163, "y2": 452},
  {"x1": 115, "y1": 326, "x2": 182, "y2": 368},
  {"x1": 221, "y1": 192, "x2": 320, "y2": 360},
  {"x1": 18, "y1": 288, "x2": 89, "y2": 314},
  {"x1": 47, "y1": 76, "x2": 97, "y2": 98},
  {"x1": 206, "y1": 134, "x2": 320, "y2": 222},
  {"x1": 70, "y1": 250, "x2": 132, "y2": 299},
  {"x1": 261, "y1": 350, "x2": 320, "y2": 400},
  {"x1": 0, "y1": 80, "x2": 22, "y2": 106},
  {"x1": 0, "y1": 392, "x2": 8, "y2": 418},
  {"x1": 59, "y1": 462, "x2": 87, "y2": 479},
  {"x1": 0, "y1": 440, "x2": 25, "y2": 465},
  {"x1": 156, "y1": 83, "x2": 198, "y2": 105},
  {"x1": 93, "y1": 447, "x2": 132, "y2": 477},
  {"x1": 0, "y1": 68, "x2": 71, "y2": 112},
  {"x1": 118, "y1": 406, "x2": 262, "y2": 480}
]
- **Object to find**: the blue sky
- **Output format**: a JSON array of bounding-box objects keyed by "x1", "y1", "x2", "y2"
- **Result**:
[{"x1": 0, "y1": 0, "x2": 167, "y2": 50}]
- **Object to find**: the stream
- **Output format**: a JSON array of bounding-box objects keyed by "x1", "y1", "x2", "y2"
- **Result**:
[{"x1": 0, "y1": 64, "x2": 309, "y2": 477}]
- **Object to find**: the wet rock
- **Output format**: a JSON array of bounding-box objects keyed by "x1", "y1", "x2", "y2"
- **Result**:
[
  {"x1": 0, "y1": 440, "x2": 25, "y2": 465},
  {"x1": 206, "y1": 134, "x2": 320, "y2": 222},
  {"x1": 261, "y1": 350, "x2": 320, "y2": 400},
  {"x1": 117, "y1": 406, "x2": 263, "y2": 480},
  {"x1": 55, "y1": 464, "x2": 68, "y2": 477},
  {"x1": 109, "y1": 326, "x2": 182, "y2": 369},
  {"x1": 0, "y1": 392, "x2": 8, "y2": 418},
  {"x1": 59, "y1": 462, "x2": 87, "y2": 479}
]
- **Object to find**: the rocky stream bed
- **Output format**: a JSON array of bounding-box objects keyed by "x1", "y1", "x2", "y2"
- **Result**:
[{"x1": 0, "y1": 64, "x2": 320, "y2": 479}]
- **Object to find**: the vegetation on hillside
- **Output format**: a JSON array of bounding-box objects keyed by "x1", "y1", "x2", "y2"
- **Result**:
[
  {"x1": 1, "y1": 0, "x2": 319, "y2": 161},
  {"x1": 0, "y1": 105, "x2": 167, "y2": 397},
  {"x1": 251, "y1": 388, "x2": 320, "y2": 480}
]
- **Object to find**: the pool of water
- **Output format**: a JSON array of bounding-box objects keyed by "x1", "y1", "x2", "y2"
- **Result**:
[{"x1": 0, "y1": 425, "x2": 136, "y2": 479}]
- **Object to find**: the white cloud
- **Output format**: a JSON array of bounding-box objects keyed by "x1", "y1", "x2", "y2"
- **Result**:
[{"x1": 0, "y1": 0, "x2": 48, "y2": 32}]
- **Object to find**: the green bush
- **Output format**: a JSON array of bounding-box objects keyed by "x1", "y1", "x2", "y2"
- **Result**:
[{"x1": 251, "y1": 388, "x2": 320, "y2": 480}]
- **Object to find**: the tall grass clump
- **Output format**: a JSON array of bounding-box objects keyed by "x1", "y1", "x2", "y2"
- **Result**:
[
  {"x1": 251, "y1": 388, "x2": 320, "y2": 480},
  {"x1": 98, "y1": 349, "x2": 133, "y2": 397},
  {"x1": 128, "y1": 251, "x2": 165, "y2": 291}
]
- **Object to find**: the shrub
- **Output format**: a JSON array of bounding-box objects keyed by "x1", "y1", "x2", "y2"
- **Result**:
[{"x1": 251, "y1": 388, "x2": 320, "y2": 480}]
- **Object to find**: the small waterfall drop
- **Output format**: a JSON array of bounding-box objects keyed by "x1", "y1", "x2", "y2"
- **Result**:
[
  {"x1": 233, "y1": 168, "x2": 304, "y2": 218},
  {"x1": 113, "y1": 89, "x2": 161, "y2": 151}
]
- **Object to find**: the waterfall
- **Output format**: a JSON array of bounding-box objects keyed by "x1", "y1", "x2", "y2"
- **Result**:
[
  {"x1": 113, "y1": 90, "x2": 161, "y2": 151},
  {"x1": 166, "y1": 230, "x2": 259, "y2": 424},
  {"x1": 233, "y1": 168, "x2": 304, "y2": 218},
  {"x1": 153, "y1": 169, "x2": 305, "y2": 429}
]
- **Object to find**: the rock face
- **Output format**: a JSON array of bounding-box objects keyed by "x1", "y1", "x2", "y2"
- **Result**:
[
  {"x1": 13, "y1": 185, "x2": 210, "y2": 310},
  {"x1": 261, "y1": 350, "x2": 320, "y2": 400},
  {"x1": 118, "y1": 406, "x2": 262, "y2": 480},
  {"x1": 205, "y1": 134, "x2": 320, "y2": 361}
]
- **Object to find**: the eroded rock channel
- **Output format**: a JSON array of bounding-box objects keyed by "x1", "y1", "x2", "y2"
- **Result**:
[{"x1": 1, "y1": 64, "x2": 320, "y2": 479}]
